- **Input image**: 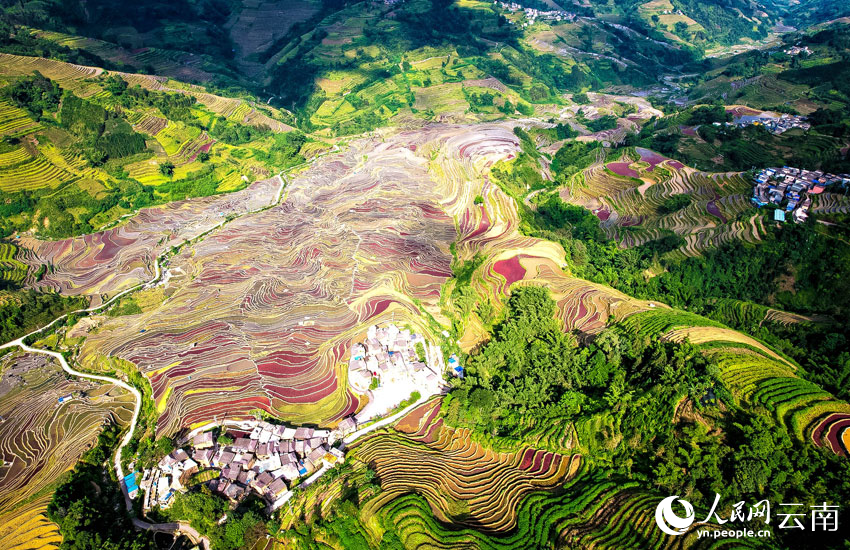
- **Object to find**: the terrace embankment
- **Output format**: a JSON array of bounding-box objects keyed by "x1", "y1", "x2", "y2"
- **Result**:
[
  {"x1": 354, "y1": 423, "x2": 580, "y2": 532},
  {"x1": 0, "y1": 351, "x2": 135, "y2": 547},
  {"x1": 26, "y1": 123, "x2": 658, "y2": 436},
  {"x1": 19, "y1": 177, "x2": 281, "y2": 305}
]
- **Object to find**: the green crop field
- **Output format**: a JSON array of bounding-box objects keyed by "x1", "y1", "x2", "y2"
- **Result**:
[{"x1": 1, "y1": 4, "x2": 849, "y2": 550}]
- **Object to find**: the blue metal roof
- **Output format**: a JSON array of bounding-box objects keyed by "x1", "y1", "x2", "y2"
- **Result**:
[
  {"x1": 124, "y1": 473, "x2": 139, "y2": 492},
  {"x1": 774, "y1": 210, "x2": 786, "y2": 222}
]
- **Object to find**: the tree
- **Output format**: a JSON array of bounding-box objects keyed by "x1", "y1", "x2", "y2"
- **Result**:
[
  {"x1": 572, "y1": 92, "x2": 590, "y2": 105},
  {"x1": 159, "y1": 161, "x2": 175, "y2": 177}
]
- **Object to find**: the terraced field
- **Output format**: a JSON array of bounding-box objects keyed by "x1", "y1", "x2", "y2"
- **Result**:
[
  {"x1": 20, "y1": 176, "x2": 282, "y2": 304},
  {"x1": 0, "y1": 243, "x2": 28, "y2": 287},
  {"x1": 5, "y1": 123, "x2": 653, "y2": 437},
  {"x1": 812, "y1": 192, "x2": 850, "y2": 215},
  {"x1": 20, "y1": 120, "x2": 846, "y2": 459},
  {"x1": 0, "y1": 352, "x2": 134, "y2": 545},
  {"x1": 0, "y1": 101, "x2": 42, "y2": 138},
  {"x1": 621, "y1": 309, "x2": 850, "y2": 452},
  {"x1": 0, "y1": 53, "x2": 293, "y2": 135},
  {"x1": 562, "y1": 147, "x2": 760, "y2": 257},
  {"x1": 115, "y1": 71, "x2": 293, "y2": 133},
  {"x1": 0, "y1": 53, "x2": 104, "y2": 98},
  {"x1": 76, "y1": 128, "x2": 467, "y2": 434},
  {"x1": 354, "y1": 403, "x2": 580, "y2": 532},
  {"x1": 34, "y1": 29, "x2": 219, "y2": 83},
  {"x1": 0, "y1": 148, "x2": 76, "y2": 192},
  {"x1": 0, "y1": 496, "x2": 62, "y2": 550},
  {"x1": 352, "y1": 419, "x2": 726, "y2": 550}
]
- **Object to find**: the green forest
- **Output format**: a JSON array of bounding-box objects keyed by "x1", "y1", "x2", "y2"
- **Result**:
[
  {"x1": 445, "y1": 286, "x2": 850, "y2": 549},
  {"x1": 0, "y1": 289, "x2": 87, "y2": 343},
  {"x1": 48, "y1": 424, "x2": 156, "y2": 550}
]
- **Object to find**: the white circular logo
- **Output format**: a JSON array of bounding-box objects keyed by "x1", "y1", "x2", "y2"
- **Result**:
[{"x1": 655, "y1": 496, "x2": 695, "y2": 536}]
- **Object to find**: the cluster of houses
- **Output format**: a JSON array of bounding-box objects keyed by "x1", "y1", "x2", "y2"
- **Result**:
[
  {"x1": 130, "y1": 324, "x2": 455, "y2": 517},
  {"x1": 495, "y1": 2, "x2": 575, "y2": 25},
  {"x1": 348, "y1": 323, "x2": 440, "y2": 392},
  {"x1": 752, "y1": 166, "x2": 850, "y2": 223},
  {"x1": 784, "y1": 45, "x2": 812, "y2": 57},
  {"x1": 730, "y1": 113, "x2": 811, "y2": 134},
  {"x1": 137, "y1": 418, "x2": 358, "y2": 513}
]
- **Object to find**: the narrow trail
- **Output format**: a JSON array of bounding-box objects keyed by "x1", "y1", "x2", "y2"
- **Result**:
[
  {"x1": 0, "y1": 167, "x2": 297, "y2": 546},
  {"x1": 0, "y1": 143, "x2": 353, "y2": 546}
]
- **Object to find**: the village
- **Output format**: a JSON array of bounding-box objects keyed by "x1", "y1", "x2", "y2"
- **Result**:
[
  {"x1": 496, "y1": 1, "x2": 575, "y2": 25},
  {"x1": 136, "y1": 418, "x2": 352, "y2": 516},
  {"x1": 131, "y1": 323, "x2": 457, "y2": 518},
  {"x1": 729, "y1": 112, "x2": 811, "y2": 134},
  {"x1": 347, "y1": 323, "x2": 456, "y2": 422},
  {"x1": 752, "y1": 166, "x2": 850, "y2": 223}
]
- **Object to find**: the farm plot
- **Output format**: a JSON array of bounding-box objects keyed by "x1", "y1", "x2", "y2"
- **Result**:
[
  {"x1": 353, "y1": 417, "x2": 580, "y2": 532},
  {"x1": 33, "y1": 30, "x2": 218, "y2": 83},
  {"x1": 19, "y1": 176, "x2": 281, "y2": 304},
  {"x1": 0, "y1": 496, "x2": 61, "y2": 550},
  {"x1": 620, "y1": 309, "x2": 850, "y2": 452},
  {"x1": 75, "y1": 129, "x2": 464, "y2": 435},
  {"x1": 0, "y1": 53, "x2": 103, "y2": 98},
  {"x1": 114, "y1": 71, "x2": 293, "y2": 132},
  {"x1": 566, "y1": 149, "x2": 760, "y2": 256},
  {"x1": 0, "y1": 148, "x2": 76, "y2": 192},
  {"x1": 365, "y1": 467, "x2": 719, "y2": 550},
  {"x1": 0, "y1": 352, "x2": 134, "y2": 535},
  {"x1": 0, "y1": 243, "x2": 28, "y2": 286},
  {"x1": 0, "y1": 101, "x2": 42, "y2": 138},
  {"x1": 21, "y1": 123, "x2": 644, "y2": 439}
]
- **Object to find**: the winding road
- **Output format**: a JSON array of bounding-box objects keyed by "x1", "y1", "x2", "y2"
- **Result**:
[
  {"x1": 0, "y1": 139, "x2": 439, "y2": 547},
  {"x1": 0, "y1": 146, "x2": 380, "y2": 547},
  {"x1": 0, "y1": 174, "x2": 291, "y2": 548}
]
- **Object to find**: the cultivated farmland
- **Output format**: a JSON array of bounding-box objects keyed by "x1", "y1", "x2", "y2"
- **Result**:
[
  {"x1": 560, "y1": 146, "x2": 762, "y2": 257},
  {"x1": 353, "y1": 404, "x2": 581, "y2": 532},
  {"x1": 20, "y1": 176, "x2": 282, "y2": 304},
  {"x1": 621, "y1": 308, "x2": 850, "y2": 453},
  {"x1": 17, "y1": 123, "x2": 656, "y2": 438},
  {"x1": 0, "y1": 352, "x2": 134, "y2": 547}
]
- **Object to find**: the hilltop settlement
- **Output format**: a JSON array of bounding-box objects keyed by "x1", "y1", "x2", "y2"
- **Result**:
[{"x1": 752, "y1": 166, "x2": 850, "y2": 223}]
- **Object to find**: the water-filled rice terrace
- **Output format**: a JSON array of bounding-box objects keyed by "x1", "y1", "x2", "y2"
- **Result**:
[
  {"x1": 19, "y1": 123, "x2": 659, "y2": 436},
  {"x1": 337, "y1": 400, "x2": 737, "y2": 550},
  {"x1": 0, "y1": 352, "x2": 134, "y2": 549},
  {"x1": 563, "y1": 146, "x2": 761, "y2": 258},
  {"x1": 8, "y1": 114, "x2": 849, "y2": 549},
  {"x1": 21, "y1": 176, "x2": 281, "y2": 305}
]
